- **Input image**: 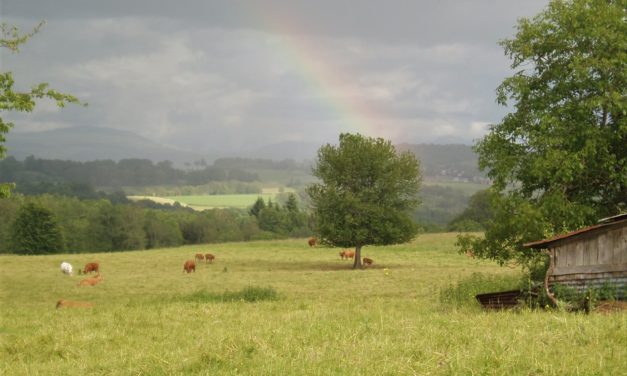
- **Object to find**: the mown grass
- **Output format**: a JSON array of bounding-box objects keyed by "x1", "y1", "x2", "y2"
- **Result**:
[
  {"x1": 1, "y1": 234, "x2": 625, "y2": 375},
  {"x1": 164, "y1": 193, "x2": 277, "y2": 209}
]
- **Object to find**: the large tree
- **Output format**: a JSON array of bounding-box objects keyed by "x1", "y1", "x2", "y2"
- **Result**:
[
  {"x1": 0, "y1": 22, "x2": 81, "y2": 198},
  {"x1": 458, "y1": 0, "x2": 626, "y2": 271},
  {"x1": 307, "y1": 133, "x2": 422, "y2": 268}
]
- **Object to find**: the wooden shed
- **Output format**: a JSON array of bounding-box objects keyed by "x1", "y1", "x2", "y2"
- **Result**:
[{"x1": 524, "y1": 213, "x2": 627, "y2": 300}]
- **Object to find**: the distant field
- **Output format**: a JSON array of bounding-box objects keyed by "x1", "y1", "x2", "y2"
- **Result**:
[
  {"x1": 164, "y1": 193, "x2": 278, "y2": 209},
  {"x1": 2, "y1": 234, "x2": 625, "y2": 375}
]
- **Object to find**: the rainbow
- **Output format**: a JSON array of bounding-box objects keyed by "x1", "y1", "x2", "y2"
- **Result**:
[{"x1": 239, "y1": 5, "x2": 388, "y2": 139}]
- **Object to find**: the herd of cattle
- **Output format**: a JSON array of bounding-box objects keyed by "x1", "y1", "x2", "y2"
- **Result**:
[
  {"x1": 56, "y1": 238, "x2": 373, "y2": 308},
  {"x1": 310, "y1": 238, "x2": 374, "y2": 267}
]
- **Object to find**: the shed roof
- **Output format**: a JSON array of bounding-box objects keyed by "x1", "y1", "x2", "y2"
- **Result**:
[{"x1": 524, "y1": 213, "x2": 627, "y2": 249}]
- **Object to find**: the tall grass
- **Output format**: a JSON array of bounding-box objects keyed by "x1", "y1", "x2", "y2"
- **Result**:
[{"x1": 1, "y1": 234, "x2": 625, "y2": 375}]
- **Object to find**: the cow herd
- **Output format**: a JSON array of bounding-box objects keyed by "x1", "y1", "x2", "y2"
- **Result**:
[
  {"x1": 183, "y1": 252, "x2": 217, "y2": 274},
  {"x1": 57, "y1": 239, "x2": 375, "y2": 308}
]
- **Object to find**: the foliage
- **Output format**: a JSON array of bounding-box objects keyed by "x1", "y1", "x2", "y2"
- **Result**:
[
  {"x1": 447, "y1": 189, "x2": 496, "y2": 230},
  {"x1": 439, "y1": 272, "x2": 524, "y2": 308},
  {"x1": 0, "y1": 23, "x2": 82, "y2": 198},
  {"x1": 9, "y1": 202, "x2": 64, "y2": 254},
  {"x1": 413, "y1": 184, "x2": 475, "y2": 227},
  {"x1": 254, "y1": 194, "x2": 311, "y2": 236},
  {"x1": 0, "y1": 156, "x2": 259, "y2": 189},
  {"x1": 458, "y1": 0, "x2": 627, "y2": 270},
  {"x1": 248, "y1": 196, "x2": 266, "y2": 218},
  {"x1": 0, "y1": 193, "x2": 292, "y2": 254},
  {"x1": 307, "y1": 133, "x2": 422, "y2": 268}
]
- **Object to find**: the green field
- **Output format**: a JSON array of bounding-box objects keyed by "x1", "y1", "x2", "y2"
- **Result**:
[
  {"x1": 164, "y1": 193, "x2": 278, "y2": 209},
  {"x1": 2, "y1": 234, "x2": 625, "y2": 375}
]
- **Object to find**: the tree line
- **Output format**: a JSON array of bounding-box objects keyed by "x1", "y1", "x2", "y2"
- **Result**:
[
  {"x1": 0, "y1": 156, "x2": 258, "y2": 188},
  {"x1": 0, "y1": 193, "x2": 311, "y2": 255}
]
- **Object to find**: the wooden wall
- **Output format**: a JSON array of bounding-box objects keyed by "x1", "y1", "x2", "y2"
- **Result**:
[{"x1": 550, "y1": 222, "x2": 627, "y2": 294}]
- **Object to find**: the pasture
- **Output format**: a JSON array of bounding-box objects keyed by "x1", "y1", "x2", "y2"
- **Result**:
[
  {"x1": 163, "y1": 193, "x2": 277, "y2": 209},
  {"x1": 1, "y1": 234, "x2": 625, "y2": 375}
]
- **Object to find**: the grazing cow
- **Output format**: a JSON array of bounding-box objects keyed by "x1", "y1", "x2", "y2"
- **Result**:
[
  {"x1": 205, "y1": 253, "x2": 215, "y2": 264},
  {"x1": 344, "y1": 250, "x2": 355, "y2": 259},
  {"x1": 78, "y1": 274, "x2": 103, "y2": 287},
  {"x1": 56, "y1": 299, "x2": 94, "y2": 309},
  {"x1": 83, "y1": 262, "x2": 99, "y2": 274},
  {"x1": 60, "y1": 262, "x2": 73, "y2": 276},
  {"x1": 308, "y1": 237, "x2": 317, "y2": 247},
  {"x1": 195, "y1": 253, "x2": 204, "y2": 263},
  {"x1": 183, "y1": 260, "x2": 196, "y2": 274},
  {"x1": 363, "y1": 257, "x2": 373, "y2": 267}
]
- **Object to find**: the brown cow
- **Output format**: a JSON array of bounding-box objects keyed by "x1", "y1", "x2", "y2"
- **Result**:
[
  {"x1": 339, "y1": 250, "x2": 346, "y2": 259},
  {"x1": 78, "y1": 274, "x2": 103, "y2": 286},
  {"x1": 56, "y1": 299, "x2": 94, "y2": 309},
  {"x1": 363, "y1": 257, "x2": 373, "y2": 267},
  {"x1": 308, "y1": 237, "x2": 317, "y2": 247},
  {"x1": 83, "y1": 262, "x2": 99, "y2": 274},
  {"x1": 194, "y1": 253, "x2": 204, "y2": 262},
  {"x1": 205, "y1": 253, "x2": 215, "y2": 264},
  {"x1": 183, "y1": 260, "x2": 196, "y2": 273},
  {"x1": 344, "y1": 249, "x2": 355, "y2": 259}
]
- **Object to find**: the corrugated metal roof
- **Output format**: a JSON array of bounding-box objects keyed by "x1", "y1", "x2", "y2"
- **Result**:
[{"x1": 524, "y1": 215, "x2": 627, "y2": 249}]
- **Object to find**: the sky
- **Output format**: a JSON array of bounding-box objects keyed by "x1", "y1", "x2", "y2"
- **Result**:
[{"x1": 1, "y1": 0, "x2": 549, "y2": 155}]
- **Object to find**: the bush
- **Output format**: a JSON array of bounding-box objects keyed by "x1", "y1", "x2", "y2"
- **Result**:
[{"x1": 439, "y1": 272, "x2": 523, "y2": 308}]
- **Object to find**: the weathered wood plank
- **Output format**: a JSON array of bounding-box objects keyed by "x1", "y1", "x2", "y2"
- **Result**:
[
  {"x1": 553, "y1": 263, "x2": 627, "y2": 275},
  {"x1": 610, "y1": 228, "x2": 623, "y2": 264},
  {"x1": 598, "y1": 233, "x2": 612, "y2": 264},
  {"x1": 575, "y1": 240, "x2": 584, "y2": 266},
  {"x1": 585, "y1": 236, "x2": 598, "y2": 265}
]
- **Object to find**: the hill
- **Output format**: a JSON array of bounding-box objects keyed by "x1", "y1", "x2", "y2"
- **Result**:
[{"x1": 5, "y1": 126, "x2": 202, "y2": 164}]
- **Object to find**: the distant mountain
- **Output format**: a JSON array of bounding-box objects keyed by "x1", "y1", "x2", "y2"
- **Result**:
[{"x1": 5, "y1": 126, "x2": 203, "y2": 164}]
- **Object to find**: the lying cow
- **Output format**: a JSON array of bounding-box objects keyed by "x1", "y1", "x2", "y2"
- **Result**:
[
  {"x1": 83, "y1": 262, "x2": 99, "y2": 274},
  {"x1": 183, "y1": 260, "x2": 196, "y2": 273},
  {"x1": 78, "y1": 274, "x2": 103, "y2": 286},
  {"x1": 363, "y1": 257, "x2": 373, "y2": 267},
  {"x1": 60, "y1": 262, "x2": 73, "y2": 276}
]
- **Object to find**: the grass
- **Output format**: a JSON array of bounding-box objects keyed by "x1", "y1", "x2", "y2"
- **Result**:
[
  {"x1": 1, "y1": 234, "x2": 625, "y2": 375},
  {"x1": 163, "y1": 193, "x2": 277, "y2": 209}
]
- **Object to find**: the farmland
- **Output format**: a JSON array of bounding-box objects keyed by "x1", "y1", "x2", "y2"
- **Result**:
[
  {"x1": 128, "y1": 193, "x2": 279, "y2": 210},
  {"x1": 1, "y1": 233, "x2": 625, "y2": 375}
]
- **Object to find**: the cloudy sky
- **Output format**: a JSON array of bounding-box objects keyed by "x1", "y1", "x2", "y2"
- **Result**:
[{"x1": 1, "y1": 0, "x2": 549, "y2": 155}]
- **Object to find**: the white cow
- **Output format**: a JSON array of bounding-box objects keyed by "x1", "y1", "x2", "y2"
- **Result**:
[{"x1": 60, "y1": 262, "x2": 73, "y2": 276}]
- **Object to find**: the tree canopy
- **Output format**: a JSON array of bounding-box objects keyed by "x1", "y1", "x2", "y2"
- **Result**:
[
  {"x1": 0, "y1": 22, "x2": 81, "y2": 198},
  {"x1": 307, "y1": 133, "x2": 422, "y2": 268},
  {"x1": 458, "y1": 0, "x2": 626, "y2": 271}
]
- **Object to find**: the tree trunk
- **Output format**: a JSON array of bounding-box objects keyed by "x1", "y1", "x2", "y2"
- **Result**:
[
  {"x1": 544, "y1": 250, "x2": 558, "y2": 307},
  {"x1": 352, "y1": 245, "x2": 362, "y2": 269}
]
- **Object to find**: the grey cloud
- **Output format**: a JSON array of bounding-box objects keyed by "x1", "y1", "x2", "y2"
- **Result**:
[{"x1": 2, "y1": 1, "x2": 549, "y2": 156}]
